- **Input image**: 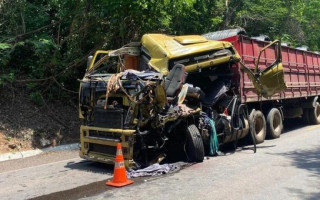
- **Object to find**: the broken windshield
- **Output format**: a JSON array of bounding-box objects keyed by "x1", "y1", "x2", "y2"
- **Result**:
[{"x1": 86, "y1": 52, "x2": 120, "y2": 77}]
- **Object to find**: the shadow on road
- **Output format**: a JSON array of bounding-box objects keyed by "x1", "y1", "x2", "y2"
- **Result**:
[
  {"x1": 64, "y1": 160, "x2": 114, "y2": 175},
  {"x1": 219, "y1": 117, "x2": 309, "y2": 155},
  {"x1": 274, "y1": 145, "x2": 320, "y2": 199},
  {"x1": 282, "y1": 118, "x2": 307, "y2": 133}
]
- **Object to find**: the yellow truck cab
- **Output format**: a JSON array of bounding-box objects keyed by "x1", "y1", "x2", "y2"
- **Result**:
[{"x1": 79, "y1": 33, "x2": 285, "y2": 168}]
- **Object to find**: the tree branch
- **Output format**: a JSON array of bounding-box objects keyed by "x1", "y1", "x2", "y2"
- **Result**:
[
  {"x1": 13, "y1": 43, "x2": 102, "y2": 84},
  {"x1": 14, "y1": 19, "x2": 63, "y2": 40},
  {"x1": 52, "y1": 77, "x2": 78, "y2": 94}
]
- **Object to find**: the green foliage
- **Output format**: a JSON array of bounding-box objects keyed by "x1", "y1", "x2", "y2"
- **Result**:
[
  {"x1": 230, "y1": 0, "x2": 314, "y2": 47},
  {"x1": 0, "y1": 43, "x2": 11, "y2": 49},
  {"x1": 30, "y1": 91, "x2": 44, "y2": 105},
  {"x1": 0, "y1": 43, "x2": 12, "y2": 67},
  {"x1": 26, "y1": 83, "x2": 38, "y2": 90},
  {"x1": 0, "y1": 72, "x2": 14, "y2": 86},
  {"x1": 0, "y1": 0, "x2": 320, "y2": 101}
]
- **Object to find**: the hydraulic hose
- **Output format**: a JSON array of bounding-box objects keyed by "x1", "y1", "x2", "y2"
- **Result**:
[{"x1": 230, "y1": 96, "x2": 239, "y2": 131}]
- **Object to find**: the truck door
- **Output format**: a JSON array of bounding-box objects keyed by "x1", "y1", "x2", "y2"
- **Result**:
[{"x1": 241, "y1": 40, "x2": 287, "y2": 98}]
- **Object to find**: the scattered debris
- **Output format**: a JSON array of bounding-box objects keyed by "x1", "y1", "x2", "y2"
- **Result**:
[{"x1": 127, "y1": 162, "x2": 186, "y2": 178}]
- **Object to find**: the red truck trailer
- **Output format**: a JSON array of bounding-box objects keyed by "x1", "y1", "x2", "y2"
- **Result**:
[{"x1": 205, "y1": 32, "x2": 320, "y2": 144}]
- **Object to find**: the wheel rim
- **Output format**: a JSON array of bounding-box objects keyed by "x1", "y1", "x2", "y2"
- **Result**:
[
  {"x1": 273, "y1": 112, "x2": 281, "y2": 132},
  {"x1": 255, "y1": 117, "x2": 264, "y2": 135}
]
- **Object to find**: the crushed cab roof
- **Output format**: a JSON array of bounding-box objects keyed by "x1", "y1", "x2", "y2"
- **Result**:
[{"x1": 141, "y1": 34, "x2": 237, "y2": 74}]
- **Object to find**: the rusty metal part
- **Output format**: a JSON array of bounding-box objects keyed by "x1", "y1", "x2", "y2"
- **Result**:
[
  {"x1": 154, "y1": 104, "x2": 201, "y2": 127},
  {"x1": 109, "y1": 47, "x2": 140, "y2": 56},
  {"x1": 104, "y1": 73, "x2": 123, "y2": 109}
]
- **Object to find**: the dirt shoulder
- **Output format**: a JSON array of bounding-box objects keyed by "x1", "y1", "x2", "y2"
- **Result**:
[{"x1": 0, "y1": 87, "x2": 80, "y2": 154}]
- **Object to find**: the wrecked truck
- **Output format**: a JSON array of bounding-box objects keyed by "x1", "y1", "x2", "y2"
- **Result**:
[{"x1": 79, "y1": 32, "x2": 290, "y2": 168}]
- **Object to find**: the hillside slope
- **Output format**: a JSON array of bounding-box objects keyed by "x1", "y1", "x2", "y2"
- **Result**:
[{"x1": 0, "y1": 88, "x2": 79, "y2": 154}]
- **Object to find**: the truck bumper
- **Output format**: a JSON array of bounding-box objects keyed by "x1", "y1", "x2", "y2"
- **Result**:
[{"x1": 79, "y1": 125, "x2": 136, "y2": 168}]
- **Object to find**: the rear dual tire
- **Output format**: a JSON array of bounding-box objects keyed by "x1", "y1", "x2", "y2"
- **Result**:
[
  {"x1": 249, "y1": 110, "x2": 266, "y2": 144},
  {"x1": 266, "y1": 108, "x2": 283, "y2": 139}
]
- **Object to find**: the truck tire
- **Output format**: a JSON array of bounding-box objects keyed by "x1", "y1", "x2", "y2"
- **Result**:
[
  {"x1": 266, "y1": 108, "x2": 283, "y2": 139},
  {"x1": 249, "y1": 110, "x2": 266, "y2": 144},
  {"x1": 309, "y1": 102, "x2": 320, "y2": 124},
  {"x1": 185, "y1": 124, "x2": 204, "y2": 162}
]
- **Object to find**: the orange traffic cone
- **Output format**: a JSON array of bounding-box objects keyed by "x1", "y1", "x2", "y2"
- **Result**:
[{"x1": 106, "y1": 143, "x2": 134, "y2": 187}]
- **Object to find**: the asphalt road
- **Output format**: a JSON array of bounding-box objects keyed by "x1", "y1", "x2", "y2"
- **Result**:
[{"x1": 0, "y1": 119, "x2": 319, "y2": 200}]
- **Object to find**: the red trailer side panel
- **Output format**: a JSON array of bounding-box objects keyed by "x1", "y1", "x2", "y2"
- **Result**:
[{"x1": 223, "y1": 35, "x2": 320, "y2": 103}]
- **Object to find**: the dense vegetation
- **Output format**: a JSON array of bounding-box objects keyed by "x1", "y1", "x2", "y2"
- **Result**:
[{"x1": 1, "y1": 0, "x2": 320, "y2": 102}]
